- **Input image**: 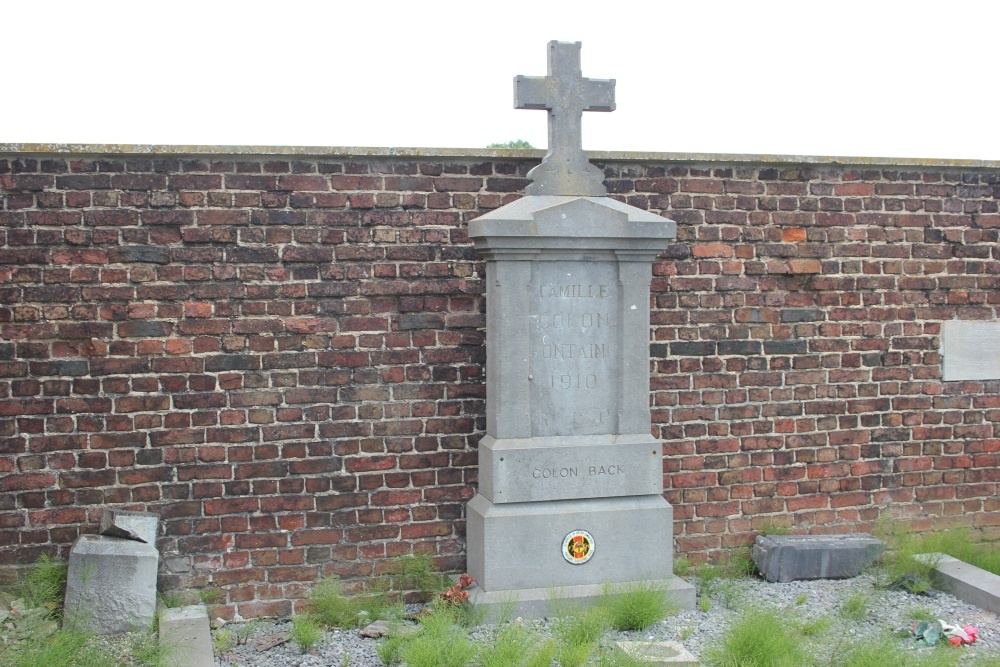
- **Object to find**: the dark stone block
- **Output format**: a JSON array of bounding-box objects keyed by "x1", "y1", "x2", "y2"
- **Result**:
[
  {"x1": 399, "y1": 313, "x2": 446, "y2": 331},
  {"x1": 114, "y1": 246, "x2": 171, "y2": 264},
  {"x1": 764, "y1": 340, "x2": 808, "y2": 355},
  {"x1": 752, "y1": 534, "x2": 884, "y2": 583},
  {"x1": 781, "y1": 309, "x2": 824, "y2": 323},
  {"x1": 118, "y1": 321, "x2": 174, "y2": 338},
  {"x1": 670, "y1": 341, "x2": 717, "y2": 356},
  {"x1": 717, "y1": 340, "x2": 761, "y2": 355}
]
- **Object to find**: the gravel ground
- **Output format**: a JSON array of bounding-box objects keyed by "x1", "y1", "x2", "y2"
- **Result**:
[{"x1": 212, "y1": 574, "x2": 1000, "y2": 666}]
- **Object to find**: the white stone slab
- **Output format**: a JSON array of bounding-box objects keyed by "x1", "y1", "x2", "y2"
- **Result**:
[
  {"x1": 616, "y1": 640, "x2": 699, "y2": 666},
  {"x1": 159, "y1": 605, "x2": 214, "y2": 667},
  {"x1": 941, "y1": 320, "x2": 1000, "y2": 381},
  {"x1": 478, "y1": 434, "x2": 663, "y2": 503}
]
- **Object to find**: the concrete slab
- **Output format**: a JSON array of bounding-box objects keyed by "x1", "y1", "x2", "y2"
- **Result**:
[
  {"x1": 159, "y1": 605, "x2": 213, "y2": 667},
  {"x1": 64, "y1": 534, "x2": 159, "y2": 634},
  {"x1": 466, "y1": 576, "x2": 696, "y2": 622},
  {"x1": 752, "y1": 534, "x2": 883, "y2": 583},
  {"x1": 941, "y1": 321, "x2": 1000, "y2": 381},
  {"x1": 616, "y1": 640, "x2": 699, "y2": 666},
  {"x1": 918, "y1": 553, "x2": 1000, "y2": 615}
]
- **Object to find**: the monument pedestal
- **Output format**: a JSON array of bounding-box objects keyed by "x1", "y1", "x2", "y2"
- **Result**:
[{"x1": 467, "y1": 195, "x2": 695, "y2": 617}]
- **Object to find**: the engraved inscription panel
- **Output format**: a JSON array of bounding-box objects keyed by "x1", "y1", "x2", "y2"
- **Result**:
[{"x1": 529, "y1": 262, "x2": 619, "y2": 436}]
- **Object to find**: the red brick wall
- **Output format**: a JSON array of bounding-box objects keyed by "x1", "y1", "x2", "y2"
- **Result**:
[{"x1": 1, "y1": 152, "x2": 998, "y2": 617}]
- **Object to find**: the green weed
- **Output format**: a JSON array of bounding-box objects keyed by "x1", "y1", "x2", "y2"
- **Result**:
[
  {"x1": 16, "y1": 555, "x2": 67, "y2": 615},
  {"x1": 307, "y1": 577, "x2": 400, "y2": 629},
  {"x1": 476, "y1": 623, "x2": 530, "y2": 667},
  {"x1": 212, "y1": 628, "x2": 235, "y2": 655},
  {"x1": 600, "y1": 580, "x2": 679, "y2": 631},
  {"x1": 523, "y1": 639, "x2": 559, "y2": 667},
  {"x1": 839, "y1": 591, "x2": 870, "y2": 621},
  {"x1": 702, "y1": 607, "x2": 806, "y2": 667},
  {"x1": 698, "y1": 596, "x2": 712, "y2": 612},
  {"x1": 673, "y1": 556, "x2": 693, "y2": 578},
  {"x1": 796, "y1": 614, "x2": 831, "y2": 637},
  {"x1": 399, "y1": 602, "x2": 475, "y2": 667},
  {"x1": 376, "y1": 634, "x2": 405, "y2": 666},
  {"x1": 197, "y1": 587, "x2": 224, "y2": 605},
  {"x1": 833, "y1": 638, "x2": 961, "y2": 667},
  {"x1": 393, "y1": 553, "x2": 446, "y2": 603},
  {"x1": 291, "y1": 614, "x2": 324, "y2": 653},
  {"x1": 906, "y1": 606, "x2": 935, "y2": 622},
  {"x1": 794, "y1": 592, "x2": 808, "y2": 606},
  {"x1": 0, "y1": 627, "x2": 114, "y2": 667}
]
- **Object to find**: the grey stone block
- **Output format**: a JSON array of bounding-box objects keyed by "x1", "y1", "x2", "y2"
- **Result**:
[
  {"x1": 920, "y1": 553, "x2": 1000, "y2": 615},
  {"x1": 100, "y1": 508, "x2": 159, "y2": 544},
  {"x1": 478, "y1": 434, "x2": 663, "y2": 503},
  {"x1": 752, "y1": 534, "x2": 883, "y2": 583},
  {"x1": 64, "y1": 534, "x2": 159, "y2": 634},
  {"x1": 159, "y1": 605, "x2": 214, "y2": 667}
]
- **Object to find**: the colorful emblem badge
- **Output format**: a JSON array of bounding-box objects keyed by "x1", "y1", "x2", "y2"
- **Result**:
[{"x1": 562, "y1": 530, "x2": 594, "y2": 564}]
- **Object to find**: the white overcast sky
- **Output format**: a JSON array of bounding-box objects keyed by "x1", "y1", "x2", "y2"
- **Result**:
[{"x1": 6, "y1": 1, "x2": 998, "y2": 160}]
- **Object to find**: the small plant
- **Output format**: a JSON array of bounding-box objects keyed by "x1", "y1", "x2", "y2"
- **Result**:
[
  {"x1": 600, "y1": 580, "x2": 679, "y2": 631},
  {"x1": 839, "y1": 591, "x2": 870, "y2": 621},
  {"x1": 524, "y1": 639, "x2": 559, "y2": 667},
  {"x1": 796, "y1": 614, "x2": 832, "y2": 637},
  {"x1": 16, "y1": 554, "x2": 68, "y2": 616},
  {"x1": 198, "y1": 586, "x2": 225, "y2": 605},
  {"x1": 551, "y1": 606, "x2": 609, "y2": 667},
  {"x1": 794, "y1": 591, "x2": 808, "y2": 606},
  {"x1": 702, "y1": 607, "x2": 805, "y2": 667},
  {"x1": 212, "y1": 628, "x2": 235, "y2": 655},
  {"x1": 394, "y1": 553, "x2": 446, "y2": 602},
  {"x1": 399, "y1": 601, "x2": 476, "y2": 667},
  {"x1": 377, "y1": 633, "x2": 406, "y2": 666},
  {"x1": 673, "y1": 556, "x2": 692, "y2": 578},
  {"x1": 439, "y1": 573, "x2": 475, "y2": 606},
  {"x1": 291, "y1": 614, "x2": 324, "y2": 653},
  {"x1": 307, "y1": 576, "x2": 399, "y2": 629},
  {"x1": 477, "y1": 622, "x2": 530, "y2": 667},
  {"x1": 232, "y1": 618, "x2": 262, "y2": 645},
  {"x1": 678, "y1": 625, "x2": 694, "y2": 640},
  {"x1": 906, "y1": 606, "x2": 935, "y2": 622},
  {"x1": 698, "y1": 596, "x2": 711, "y2": 612},
  {"x1": 156, "y1": 592, "x2": 185, "y2": 608}
]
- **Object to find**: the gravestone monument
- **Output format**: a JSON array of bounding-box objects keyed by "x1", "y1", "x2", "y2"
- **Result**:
[{"x1": 466, "y1": 41, "x2": 695, "y2": 615}]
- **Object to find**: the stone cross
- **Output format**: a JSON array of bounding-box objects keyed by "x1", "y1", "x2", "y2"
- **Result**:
[{"x1": 515, "y1": 41, "x2": 615, "y2": 197}]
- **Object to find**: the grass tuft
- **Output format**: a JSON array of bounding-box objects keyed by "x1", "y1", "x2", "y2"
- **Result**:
[
  {"x1": 15, "y1": 555, "x2": 67, "y2": 616},
  {"x1": 399, "y1": 601, "x2": 475, "y2": 667},
  {"x1": 600, "y1": 580, "x2": 679, "y2": 631},
  {"x1": 702, "y1": 606, "x2": 805, "y2": 667},
  {"x1": 838, "y1": 591, "x2": 870, "y2": 621},
  {"x1": 306, "y1": 576, "x2": 400, "y2": 629},
  {"x1": 291, "y1": 614, "x2": 324, "y2": 653}
]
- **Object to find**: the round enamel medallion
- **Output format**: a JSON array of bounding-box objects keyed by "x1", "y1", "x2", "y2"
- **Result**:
[{"x1": 562, "y1": 530, "x2": 594, "y2": 564}]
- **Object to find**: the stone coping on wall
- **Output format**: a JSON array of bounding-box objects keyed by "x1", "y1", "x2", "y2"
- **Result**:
[{"x1": 2, "y1": 143, "x2": 1000, "y2": 169}]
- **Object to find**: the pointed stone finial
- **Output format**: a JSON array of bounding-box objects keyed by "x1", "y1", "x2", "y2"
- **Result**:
[{"x1": 514, "y1": 41, "x2": 615, "y2": 196}]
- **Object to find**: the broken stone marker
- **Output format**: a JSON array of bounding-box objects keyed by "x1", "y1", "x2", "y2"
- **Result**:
[
  {"x1": 616, "y1": 641, "x2": 698, "y2": 667},
  {"x1": 99, "y1": 508, "x2": 159, "y2": 544},
  {"x1": 752, "y1": 534, "x2": 884, "y2": 583},
  {"x1": 64, "y1": 534, "x2": 159, "y2": 634},
  {"x1": 159, "y1": 605, "x2": 214, "y2": 667}
]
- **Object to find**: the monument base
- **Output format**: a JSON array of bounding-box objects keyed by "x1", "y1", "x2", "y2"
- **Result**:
[
  {"x1": 468, "y1": 494, "x2": 682, "y2": 591},
  {"x1": 467, "y1": 576, "x2": 696, "y2": 621}
]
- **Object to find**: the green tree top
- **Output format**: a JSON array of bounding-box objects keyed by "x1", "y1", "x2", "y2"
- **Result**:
[{"x1": 487, "y1": 139, "x2": 534, "y2": 149}]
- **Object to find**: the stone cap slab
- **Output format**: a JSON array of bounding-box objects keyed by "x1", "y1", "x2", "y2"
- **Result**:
[
  {"x1": 4, "y1": 143, "x2": 999, "y2": 169},
  {"x1": 469, "y1": 196, "x2": 675, "y2": 257},
  {"x1": 100, "y1": 508, "x2": 159, "y2": 544}
]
